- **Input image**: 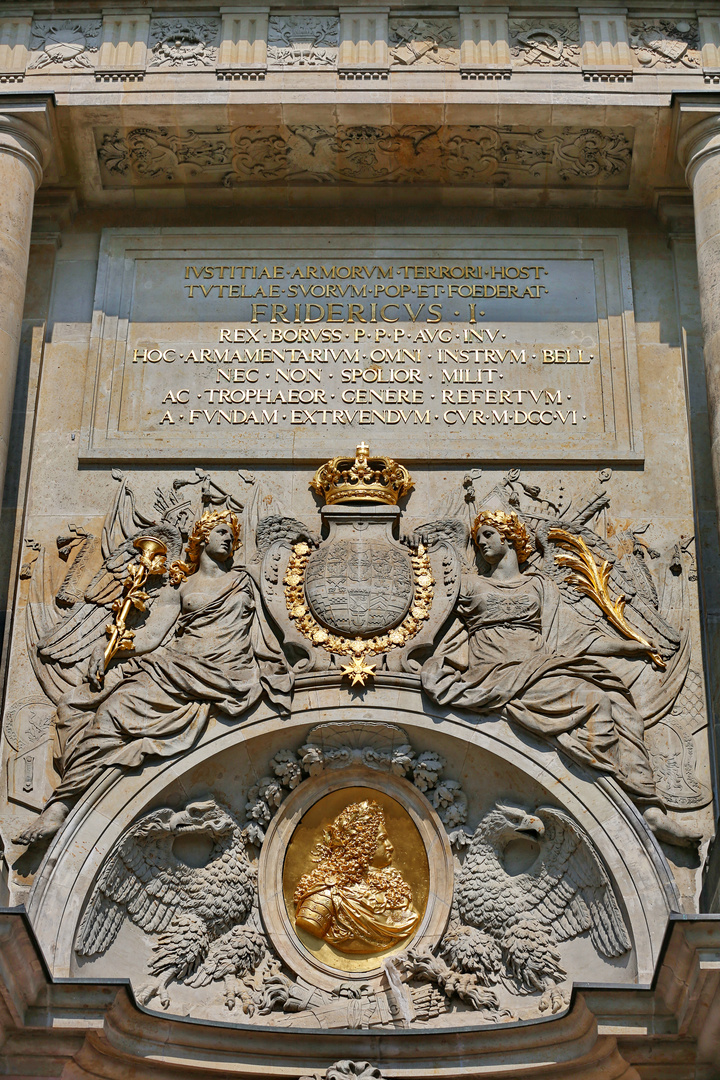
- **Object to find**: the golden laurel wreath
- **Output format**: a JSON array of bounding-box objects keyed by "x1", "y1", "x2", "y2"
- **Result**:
[{"x1": 284, "y1": 542, "x2": 434, "y2": 685}]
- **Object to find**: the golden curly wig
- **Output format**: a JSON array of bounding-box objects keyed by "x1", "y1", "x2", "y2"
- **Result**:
[
  {"x1": 294, "y1": 800, "x2": 411, "y2": 910},
  {"x1": 472, "y1": 509, "x2": 535, "y2": 563},
  {"x1": 168, "y1": 508, "x2": 241, "y2": 583}
]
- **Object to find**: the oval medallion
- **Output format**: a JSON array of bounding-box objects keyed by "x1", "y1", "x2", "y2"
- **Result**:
[
  {"x1": 283, "y1": 786, "x2": 429, "y2": 973},
  {"x1": 304, "y1": 539, "x2": 414, "y2": 637}
]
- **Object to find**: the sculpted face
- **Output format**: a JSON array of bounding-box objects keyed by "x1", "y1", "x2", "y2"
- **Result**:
[
  {"x1": 371, "y1": 825, "x2": 395, "y2": 868},
  {"x1": 371, "y1": 826, "x2": 394, "y2": 868},
  {"x1": 204, "y1": 522, "x2": 235, "y2": 561},
  {"x1": 475, "y1": 525, "x2": 508, "y2": 564},
  {"x1": 291, "y1": 798, "x2": 421, "y2": 957}
]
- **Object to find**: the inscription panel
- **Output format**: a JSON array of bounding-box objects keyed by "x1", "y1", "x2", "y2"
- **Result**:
[{"x1": 80, "y1": 228, "x2": 642, "y2": 462}]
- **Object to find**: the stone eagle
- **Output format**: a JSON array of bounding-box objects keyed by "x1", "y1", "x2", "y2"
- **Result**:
[
  {"x1": 442, "y1": 803, "x2": 631, "y2": 996},
  {"x1": 75, "y1": 799, "x2": 266, "y2": 1010}
]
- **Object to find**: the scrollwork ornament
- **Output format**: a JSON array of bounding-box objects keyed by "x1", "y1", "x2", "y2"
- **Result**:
[{"x1": 95, "y1": 124, "x2": 633, "y2": 189}]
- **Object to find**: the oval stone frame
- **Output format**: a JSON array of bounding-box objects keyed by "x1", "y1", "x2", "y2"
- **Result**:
[{"x1": 258, "y1": 765, "x2": 454, "y2": 992}]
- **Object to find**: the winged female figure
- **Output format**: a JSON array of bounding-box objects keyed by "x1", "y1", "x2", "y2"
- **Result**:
[
  {"x1": 422, "y1": 509, "x2": 659, "y2": 803},
  {"x1": 15, "y1": 508, "x2": 292, "y2": 846}
]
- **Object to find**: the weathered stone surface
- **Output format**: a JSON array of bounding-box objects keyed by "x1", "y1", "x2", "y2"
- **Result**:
[{"x1": 0, "y1": 3, "x2": 719, "y2": 1075}]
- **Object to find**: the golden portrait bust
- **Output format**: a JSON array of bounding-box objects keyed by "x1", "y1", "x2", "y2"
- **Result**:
[{"x1": 293, "y1": 799, "x2": 421, "y2": 955}]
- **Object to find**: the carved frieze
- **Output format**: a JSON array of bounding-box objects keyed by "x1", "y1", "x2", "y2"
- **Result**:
[
  {"x1": 628, "y1": 19, "x2": 701, "y2": 69},
  {"x1": 95, "y1": 123, "x2": 633, "y2": 188},
  {"x1": 28, "y1": 19, "x2": 101, "y2": 70},
  {"x1": 267, "y1": 16, "x2": 339, "y2": 68},
  {"x1": 148, "y1": 18, "x2": 220, "y2": 68},
  {"x1": 389, "y1": 18, "x2": 459, "y2": 68},
  {"x1": 509, "y1": 21, "x2": 580, "y2": 68}
]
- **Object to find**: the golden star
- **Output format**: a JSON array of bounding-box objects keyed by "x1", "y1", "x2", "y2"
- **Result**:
[{"x1": 341, "y1": 653, "x2": 376, "y2": 687}]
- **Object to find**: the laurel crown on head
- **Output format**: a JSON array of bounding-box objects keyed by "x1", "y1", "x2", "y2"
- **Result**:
[
  {"x1": 169, "y1": 508, "x2": 241, "y2": 582},
  {"x1": 472, "y1": 509, "x2": 535, "y2": 563}
]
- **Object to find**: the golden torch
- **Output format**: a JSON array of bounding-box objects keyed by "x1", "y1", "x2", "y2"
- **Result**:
[{"x1": 104, "y1": 535, "x2": 169, "y2": 671}]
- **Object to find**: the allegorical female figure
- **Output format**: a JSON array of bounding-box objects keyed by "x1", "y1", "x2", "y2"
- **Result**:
[
  {"x1": 294, "y1": 800, "x2": 420, "y2": 954},
  {"x1": 15, "y1": 509, "x2": 292, "y2": 845},
  {"x1": 422, "y1": 510, "x2": 658, "y2": 802}
]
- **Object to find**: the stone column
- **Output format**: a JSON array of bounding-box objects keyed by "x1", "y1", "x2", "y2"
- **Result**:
[
  {"x1": 0, "y1": 107, "x2": 50, "y2": 511},
  {"x1": 679, "y1": 114, "x2": 720, "y2": 544}
]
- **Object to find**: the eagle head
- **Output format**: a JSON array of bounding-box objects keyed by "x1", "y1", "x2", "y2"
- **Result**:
[
  {"x1": 168, "y1": 799, "x2": 236, "y2": 841},
  {"x1": 480, "y1": 804, "x2": 545, "y2": 849}
]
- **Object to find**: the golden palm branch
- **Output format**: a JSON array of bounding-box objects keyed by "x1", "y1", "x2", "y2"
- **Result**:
[{"x1": 548, "y1": 527, "x2": 665, "y2": 670}]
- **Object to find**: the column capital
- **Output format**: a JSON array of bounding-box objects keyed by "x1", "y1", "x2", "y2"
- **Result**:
[
  {"x1": 0, "y1": 97, "x2": 54, "y2": 190},
  {"x1": 678, "y1": 112, "x2": 720, "y2": 186}
]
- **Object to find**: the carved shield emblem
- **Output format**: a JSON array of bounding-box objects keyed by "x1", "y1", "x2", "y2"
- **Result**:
[{"x1": 304, "y1": 538, "x2": 414, "y2": 637}]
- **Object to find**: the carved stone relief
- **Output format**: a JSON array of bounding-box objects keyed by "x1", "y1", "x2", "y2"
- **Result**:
[
  {"x1": 72, "y1": 723, "x2": 466, "y2": 1021},
  {"x1": 646, "y1": 668, "x2": 712, "y2": 810},
  {"x1": 628, "y1": 20, "x2": 701, "y2": 69},
  {"x1": 14, "y1": 471, "x2": 293, "y2": 848},
  {"x1": 509, "y1": 21, "x2": 580, "y2": 68},
  {"x1": 3, "y1": 699, "x2": 54, "y2": 811},
  {"x1": 71, "y1": 724, "x2": 637, "y2": 1024},
  {"x1": 394, "y1": 802, "x2": 629, "y2": 1015},
  {"x1": 28, "y1": 19, "x2": 102, "y2": 70},
  {"x1": 414, "y1": 467, "x2": 705, "y2": 846},
  {"x1": 267, "y1": 17, "x2": 339, "y2": 69},
  {"x1": 245, "y1": 722, "x2": 469, "y2": 846},
  {"x1": 10, "y1": 457, "x2": 708, "y2": 855},
  {"x1": 75, "y1": 798, "x2": 266, "y2": 1009},
  {"x1": 389, "y1": 18, "x2": 459, "y2": 68},
  {"x1": 148, "y1": 19, "x2": 220, "y2": 69},
  {"x1": 300, "y1": 1066, "x2": 386, "y2": 1080},
  {"x1": 95, "y1": 124, "x2": 634, "y2": 188}
]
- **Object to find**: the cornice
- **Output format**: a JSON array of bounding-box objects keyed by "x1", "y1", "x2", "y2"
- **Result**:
[{"x1": 0, "y1": 911, "x2": 718, "y2": 1078}]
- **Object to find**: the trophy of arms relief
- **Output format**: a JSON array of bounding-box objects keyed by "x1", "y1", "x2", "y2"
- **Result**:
[{"x1": 12, "y1": 453, "x2": 703, "y2": 852}]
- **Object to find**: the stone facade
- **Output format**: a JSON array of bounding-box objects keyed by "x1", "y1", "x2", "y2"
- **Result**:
[{"x1": 0, "y1": 1, "x2": 719, "y2": 1077}]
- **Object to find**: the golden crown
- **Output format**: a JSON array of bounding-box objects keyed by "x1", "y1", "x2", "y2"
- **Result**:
[{"x1": 310, "y1": 443, "x2": 413, "y2": 506}]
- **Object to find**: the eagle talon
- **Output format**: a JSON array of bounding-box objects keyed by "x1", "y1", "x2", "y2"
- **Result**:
[
  {"x1": 136, "y1": 979, "x2": 171, "y2": 1009},
  {"x1": 539, "y1": 986, "x2": 571, "y2": 1014}
]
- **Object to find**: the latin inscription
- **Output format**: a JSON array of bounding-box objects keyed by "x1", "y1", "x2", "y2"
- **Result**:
[
  {"x1": 82, "y1": 230, "x2": 642, "y2": 462},
  {"x1": 129, "y1": 260, "x2": 593, "y2": 434}
]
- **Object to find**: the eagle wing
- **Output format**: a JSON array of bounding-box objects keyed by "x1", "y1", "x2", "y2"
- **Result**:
[
  {"x1": 254, "y1": 515, "x2": 319, "y2": 561},
  {"x1": 522, "y1": 807, "x2": 631, "y2": 958},
  {"x1": 75, "y1": 808, "x2": 193, "y2": 957}
]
